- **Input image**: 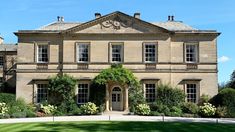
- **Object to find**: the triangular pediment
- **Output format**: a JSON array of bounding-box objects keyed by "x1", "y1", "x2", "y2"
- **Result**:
[{"x1": 63, "y1": 11, "x2": 169, "y2": 34}]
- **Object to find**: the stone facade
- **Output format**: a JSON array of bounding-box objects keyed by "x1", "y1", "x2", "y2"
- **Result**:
[{"x1": 14, "y1": 11, "x2": 220, "y2": 111}]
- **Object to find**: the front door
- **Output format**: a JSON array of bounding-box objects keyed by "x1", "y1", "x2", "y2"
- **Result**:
[{"x1": 112, "y1": 87, "x2": 122, "y2": 111}]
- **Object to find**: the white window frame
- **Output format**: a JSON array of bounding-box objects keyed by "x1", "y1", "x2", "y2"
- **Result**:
[
  {"x1": 110, "y1": 43, "x2": 123, "y2": 63},
  {"x1": 144, "y1": 83, "x2": 156, "y2": 103},
  {"x1": 144, "y1": 43, "x2": 157, "y2": 63},
  {"x1": 185, "y1": 43, "x2": 198, "y2": 63},
  {"x1": 76, "y1": 43, "x2": 90, "y2": 63},
  {"x1": 0, "y1": 56, "x2": 3, "y2": 67},
  {"x1": 36, "y1": 83, "x2": 48, "y2": 103},
  {"x1": 77, "y1": 83, "x2": 89, "y2": 104},
  {"x1": 37, "y1": 44, "x2": 49, "y2": 63},
  {"x1": 185, "y1": 83, "x2": 199, "y2": 103}
]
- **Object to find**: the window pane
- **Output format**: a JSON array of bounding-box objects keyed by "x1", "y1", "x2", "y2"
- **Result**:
[
  {"x1": 186, "y1": 83, "x2": 197, "y2": 103},
  {"x1": 186, "y1": 44, "x2": 197, "y2": 63},
  {"x1": 145, "y1": 83, "x2": 156, "y2": 102},
  {"x1": 37, "y1": 84, "x2": 48, "y2": 103},
  {"x1": 78, "y1": 44, "x2": 89, "y2": 62},
  {"x1": 0, "y1": 56, "x2": 3, "y2": 67},
  {"x1": 77, "y1": 83, "x2": 89, "y2": 104},
  {"x1": 112, "y1": 45, "x2": 122, "y2": 62},
  {"x1": 145, "y1": 44, "x2": 156, "y2": 62},
  {"x1": 38, "y1": 45, "x2": 48, "y2": 63}
]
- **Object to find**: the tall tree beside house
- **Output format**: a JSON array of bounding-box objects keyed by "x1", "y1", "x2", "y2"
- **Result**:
[{"x1": 227, "y1": 70, "x2": 235, "y2": 89}]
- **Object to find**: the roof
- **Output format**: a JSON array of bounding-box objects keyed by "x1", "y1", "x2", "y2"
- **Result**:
[
  {"x1": 0, "y1": 44, "x2": 17, "y2": 51},
  {"x1": 15, "y1": 11, "x2": 219, "y2": 34},
  {"x1": 37, "y1": 22, "x2": 81, "y2": 30}
]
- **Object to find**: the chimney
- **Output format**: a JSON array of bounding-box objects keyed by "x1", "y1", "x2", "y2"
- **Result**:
[
  {"x1": 95, "y1": 13, "x2": 101, "y2": 19},
  {"x1": 57, "y1": 16, "x2": 60, "y2": 22},
  {"x1": 134, "y1": 13, "x2": 140, "y2": 19},
  {"x1": 60, "y1": 16, "x2": 64, "y2": 22},
  {"x1": 171, "y1": 16, "x2": 174, "y2": 21}
]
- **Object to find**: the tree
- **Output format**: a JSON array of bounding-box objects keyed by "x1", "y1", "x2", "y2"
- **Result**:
[{"x1": 227, "y1": 70, "x2": 235, "y2": 89}]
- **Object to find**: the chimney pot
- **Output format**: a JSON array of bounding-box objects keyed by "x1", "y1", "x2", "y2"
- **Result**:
[
  {"x1": 134, "y1": 13, "x2": 140, "y2": 19},
  {"x1": 168, "y1": 16, "x2": 171, "y2": 21},
  {"x1": 57, "y1": 16, "x2": 60, "y2": 22},
  {"x1": 95, "y1": 13, "x2": 101, "y2": 19},
  {"x1": 60, "y1": 16, "x2": 64, "y2": 22},
  {"x1": 171, "y1": 16, "x2": 174, "y2": 21}
]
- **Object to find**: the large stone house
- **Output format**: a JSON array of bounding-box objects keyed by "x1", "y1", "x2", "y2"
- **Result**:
[{"x1": 14, "y1": 11, "x2": 220, "y2": 111}]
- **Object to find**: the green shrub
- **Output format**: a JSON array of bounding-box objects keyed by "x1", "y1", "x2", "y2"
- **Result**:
[
  {"x1": 170, "y1": 106, "x2": 182, "y2": 117},
  {"x1": 215, "y1": 106, "x2": 227, "y2": 118},
  {"x1": 11, "y1": 112, "x2": 26, "y2": 118},
  {"x1": 198, "y1": 94, "x2": 210, "y2": 106},
  {"x1": 157, "y1": 83, "x2": 185, "y2": 108},
  {"x1": 7, "y1": 98, "x2": 27, "y2": 117},
  {"x1": 199, "y1": 103, "x2": 216, "y2": 117},
  {"x1": 182, "y1": 102, "x2": 199, "y2": 114},
  {"x1": 80, "y1": 102, "x2": 98, "y2": 115},
  {"x1": 135, "y1": 104, "x2": 150, "y2": 115},
  {"x1": 0, "y1": 93, "x2": 15, "y2": 104},
  {"x1": 150, "y1": 101, "x2": 170, "y2": 115},
  {"x1": 39, "y1": 104, "x2": 57, "y2": 115},
  {"x1": 210, "y1": 88, "x2": 235, "y2": 117},
  {"x1": 0, "y1": 102, "x2": 8, "y2": 116},
  {"x1": 150, "y1": 111, "x2": 161, "y2": 116}
]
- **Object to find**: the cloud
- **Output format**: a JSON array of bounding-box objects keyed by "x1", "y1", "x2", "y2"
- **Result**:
[{"x1": 218, "y1": 56, "x2": 230, "y2": 63}]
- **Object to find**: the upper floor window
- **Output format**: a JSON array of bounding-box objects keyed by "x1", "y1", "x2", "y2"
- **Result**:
[
  {"x1": 37, "y1": 45, "x2": 48, "y2": 63},
  {"x1": 77, "y1": 83, "x2": 89, "y2": 104},
  {"x1": 185, "y1": 43, "x2": 198, "y2": 63},
  {"x1": 77, "y1": 43, "x2": 89, "y2": 62},
  {"x1": 144, "y1": 43, "x2": 156, "y2": 63},
  {"x1": 36, "y1": 84, "x2": 48, "y2": 103},
  {"x1": 186, "y1": 83, "x2": 197, "y2": 103},
  {"x1": 111, "y1": 44, "x2": 123, "y2": 63},
  {"x1": 0, "y1": 56, "x2": 3, "y2": 67},
  {"x1": 145, "y1": 83, "x2": 156, "y2": 102}
]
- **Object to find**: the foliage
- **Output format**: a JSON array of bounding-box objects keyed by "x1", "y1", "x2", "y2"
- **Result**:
[
  {"x1": 199, "y1": 103, "x2": 216, "y2": 117},
  {"x1": 0, "y1": 102, "x2": 8, "y2": 116},
  {"x1": 89, "y1": 83, "x2": 106, "y2": 106},
  {"x1": 198, "y1": 94, "x2": 210, "y2": 106},
  {"x1": 93, "y1": 64, "x2": 139, "y2": 87},
  {"x1": 156, "y1": 83, "x2": 185, "y2": 108},
  {"x1": 227, "y1": 70, "x2": 235, "y2": 89},
  {"x1": 182, "y1": 102, "x2": 199, "y2": 114},
  {"x1": 39, "y1": 104, "x2": 57, "y2": 115},
  {"x1": 215, "y1": 106, "x2": 228, "y2": 118},
  {"x1": 135, "y1": 104, "x2": 151, "y2": 115},
  {"x1": 170, "y1": 106, "x2": 182, "y2": 117},
  {"x1": 0, "y1": 93, "x2": 16, "y2": 104},
  {"x1": 93, "y1": 65, "x2": 144, "y2": 111},
  {"x1": 150, "y1": 101, "x2": 170, "y2": 115},
  {"x1": 80, "y1": 102, "x2": 98, "y2": 115},
  {"x1": 210, "y1": 88, "x2": 235, "y2": 117},
  {"x1": 48, "y1": 74, "x2": 77, "y2": 102}
]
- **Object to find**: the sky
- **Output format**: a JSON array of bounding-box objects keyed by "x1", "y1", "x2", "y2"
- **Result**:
[{"x1": 0, "y1": 0, "x2": 234, "y2": 84}]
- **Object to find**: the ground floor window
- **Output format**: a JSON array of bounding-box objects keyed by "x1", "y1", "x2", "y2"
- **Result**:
[
  {"x1": 37, "y1": 84, "x2": 48, "y2": 103},
  {"x1": 186, "y1": 83, "x2": 197, "y2": 103},
  {"x1": 77, "y1": 83, "x2": 89, "y2": 104},
  {"x1": 145, "y1": 83, "x2": 156, "y2": 102}
]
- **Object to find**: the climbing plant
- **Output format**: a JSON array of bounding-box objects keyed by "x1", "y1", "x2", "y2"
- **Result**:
[
  {"x1": 48, "y1": 74, "x2": 78, "y2": 113},
  {"x1": 93, "y1": 64, "x2": 145, "y2": 111}
]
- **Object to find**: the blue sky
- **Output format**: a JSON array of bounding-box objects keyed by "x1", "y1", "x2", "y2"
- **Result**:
[{"x1": 0, "y1": 0, "x2": 234, "y2": 83}]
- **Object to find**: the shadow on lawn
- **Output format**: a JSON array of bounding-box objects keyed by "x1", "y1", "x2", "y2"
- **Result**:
[{"x1": 19, "y1": 121, "x2": 235, "y2": 132}]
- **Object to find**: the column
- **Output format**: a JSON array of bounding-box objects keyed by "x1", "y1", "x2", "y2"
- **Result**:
[
  {"x1": 105, "y1": 84, "x2": 109, "y2": 111},
  {"x1": 124, "y1": 86, "x2": 129, "y2": 112}
]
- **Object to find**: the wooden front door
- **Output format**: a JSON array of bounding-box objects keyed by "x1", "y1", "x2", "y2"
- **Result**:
[{"x1": 111, "y1": 87, "x2": 122, "y2": 111}]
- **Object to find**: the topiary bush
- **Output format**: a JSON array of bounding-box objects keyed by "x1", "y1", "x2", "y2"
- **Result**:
[
  {"x1": 199, "y1": 103, "x2": 216, "y2": 117},
  {"x1": 210, "y1": 88, "x2": 235, "y2": 117},
  {"x1": 156, "y1": 83, "x2": 185, "y2": 108},
  {"x1": 182, "y1": 102, "x2": 199, "y2": 114},
  {"x1": 135, "y1": 104, "x2": 150, "y2": 115},
  {"x1": 80, "y1": 102, "x2": 98, "y2": 115}
]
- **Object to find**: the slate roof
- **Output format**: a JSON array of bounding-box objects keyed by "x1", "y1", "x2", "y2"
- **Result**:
[
  {"x1": 38, "y1": 22, "x2": 81, "y2": 30},
  {"x1": 0, "y1": 44, "x2": 17, "y2": 51},
  {"x1": 152, "y1": 21, "x2": 197, "y2": 31}
]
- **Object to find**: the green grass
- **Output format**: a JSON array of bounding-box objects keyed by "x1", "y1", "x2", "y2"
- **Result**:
[{"x1": 0, "y1": 121, "x2": 234, "y2": 132}]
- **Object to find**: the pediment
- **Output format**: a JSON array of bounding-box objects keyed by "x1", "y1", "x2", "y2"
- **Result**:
[{"x1": 64, "y1": 12, "x2": 169, "y2": 34}]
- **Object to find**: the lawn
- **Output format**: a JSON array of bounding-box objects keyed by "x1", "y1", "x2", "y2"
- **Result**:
[{"x1": 0, "y1": 121, "x2": 234, "y2": 132}]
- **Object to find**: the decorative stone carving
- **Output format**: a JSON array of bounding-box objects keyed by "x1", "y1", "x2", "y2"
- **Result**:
[{"x1": 100, "y1": 16, "x2": 132, "y2": 30}]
